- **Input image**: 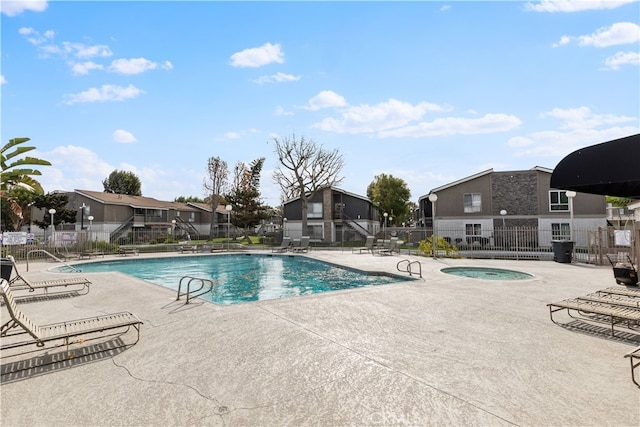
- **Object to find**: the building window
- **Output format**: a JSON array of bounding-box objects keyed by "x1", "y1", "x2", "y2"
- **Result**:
[
  {"x1": 549, "y1": 191, "x2": 569, "y2": 211},
  {"x1": 306, "y1": 225, "x2": 323, "y2": 239},
  {"x1": 465, "y1": 223, "x2": 482, "y2": 237},
  {"x1": 307, "y1": 203, "x2": 323, "y2": 219},
  {"x1": 463, "y1": 193, "x2": 482, "y2": 213},
  {"x1": 552, "y1": 223, "x2": 570, "y2": 240}
]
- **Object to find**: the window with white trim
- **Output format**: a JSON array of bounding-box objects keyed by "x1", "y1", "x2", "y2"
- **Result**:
[
  {"x1": 549, "y1": 190, "x2": 569, "y2": 211},
  {"x1": 465, "y1": 223, "x2": 482, "y2": 237},
  {"x1": 307, "y1": 203, "x2": 323, "y2": 218},
  {"x1": 551, "y1": 223, "x2": 570, "y2": 240},
  {"x1": 463, "y1": 193, "x2": 482, "y2": 213}
]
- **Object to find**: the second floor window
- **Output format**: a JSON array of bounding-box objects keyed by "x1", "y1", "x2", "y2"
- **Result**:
[
  {"x1": 463, "y1": 193, "x2": 482, "y2": 213},
  {"x1": 307, "y1": 203, "x2": 323, "y2": 218},
  {"x1": 549, "y1": 191, "x2": 569, "y2": 211}
]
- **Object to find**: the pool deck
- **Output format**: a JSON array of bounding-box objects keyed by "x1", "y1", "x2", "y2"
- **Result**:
[{"x1": 1, "y1": 249, "x2": 639, "y2": 426}]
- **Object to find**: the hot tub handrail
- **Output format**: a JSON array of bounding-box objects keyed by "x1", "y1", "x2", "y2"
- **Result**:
[
  {"x1": 397, "y1": 259, "x2": 422, "y2": 278},
  {"x1": 26, "y1": 249, "x2": 80, "y2": 272},
  {"x1": 176, "y1": 275, "x2": 216, "y2": 304}
]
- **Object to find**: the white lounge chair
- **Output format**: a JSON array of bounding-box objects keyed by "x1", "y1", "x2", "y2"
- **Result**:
[
  {"x1": 0, "y1": 279, "x2": 142, "y2": 357},
  {"x1": 3, "y1": 255, "x2": 90, "y2": 296}
]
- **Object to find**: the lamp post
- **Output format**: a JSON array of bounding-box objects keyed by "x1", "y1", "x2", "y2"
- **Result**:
[
  {"x1": 88, "y1": 215, "x2": 94, "y2": 251},
  {"x1": 566, "y1": 191, "x2": 576, "y2": 241},
  {"x1": 500, "y1": 209, "x2": 507, "y2": 248},
  {"x1": 428, "y1": 193, "x2": 438, "y2": 258},
  {"x1": 283, "y1": 218, "x2": 287, "y2": 238},
  {"x1": 383, "y1": 212, "x2": 388, "y2": 240},
  {"x1": 171, "y1": 219, "x2": 176, "y2": 240},
  {"x1": 49, "y1": 208, "x2": 56, "y2": 247},
  {"x1": 80, "y1": 203, "x2": 87, "y2": 230},
  {"x1": 226, "y1": 204, "x2": 232, "y2": 251}
]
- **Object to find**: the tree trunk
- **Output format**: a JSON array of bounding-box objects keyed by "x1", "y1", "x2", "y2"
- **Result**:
[{"x1": 209, "y1": 196, "x2": 219, "y2": 238}]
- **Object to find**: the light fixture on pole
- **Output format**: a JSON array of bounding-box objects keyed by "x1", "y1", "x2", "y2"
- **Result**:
[
  {"x1": 171, "y1": 219, "x2": 176, "y2": 240},
  {"x1": 87, "y1": 215, "x2": 94, "y2": 250},
  {"x1": 500, "y1": 209, "x2": 507, "y2": 228},
  {"x1": 428, "y1": 193, "x2": 438, "y2": 258},
  {"x1": 225, "y1": 205, "x2": 232, "y2": 251},
  {"x1": 566, "y1": 191, "x2": 577, "y2": 241},
  {"x1": 283, "y1": 217, "x2": 287, "y2": 237},
  {"x1": 80, "y1": 203, "x2": 87, "y2": 230},
  {"x1": 383, "y1": 212, "x2": 388, "y2": 240},
  {"x1": 49, "y1": 208, "x2": 56, "y2": 247}
]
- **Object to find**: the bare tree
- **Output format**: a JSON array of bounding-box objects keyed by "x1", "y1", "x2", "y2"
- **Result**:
[
  {"x1": 203, "y1": 157, "x2": 229, "y2": 238},
  {"x1": 272, "y1": 134, "x2": 344, "y2": 236}
]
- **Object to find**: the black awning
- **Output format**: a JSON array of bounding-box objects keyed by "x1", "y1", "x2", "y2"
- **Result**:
[{"x1": 550, "y1": 133, "x2": 640, "y2": 199}]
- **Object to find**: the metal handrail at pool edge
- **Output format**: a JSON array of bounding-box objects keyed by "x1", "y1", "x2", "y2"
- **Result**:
[
  {"x1": 176, "y1": 275, "x2": 216, "y2": 304},
  {"x1": 26, "y1": 249, "x2": 80, "y2": 272}
]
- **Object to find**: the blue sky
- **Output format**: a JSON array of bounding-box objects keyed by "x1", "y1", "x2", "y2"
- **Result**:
[{"x1": 2, "y1": 0, "x2": 639, "y2": 205}]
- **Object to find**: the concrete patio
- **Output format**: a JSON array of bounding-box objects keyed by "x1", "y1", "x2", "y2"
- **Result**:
[{"x1": 1, "y1": 250, "x2": 639, "y2": 426}]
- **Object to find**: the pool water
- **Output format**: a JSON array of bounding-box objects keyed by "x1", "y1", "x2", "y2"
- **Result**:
[
  {"x1": 68, "y1": 254, "x2": 408, "y2": 304},
  {"x1": 441, "y1": 266, "x2": 533, "y2": 280}
]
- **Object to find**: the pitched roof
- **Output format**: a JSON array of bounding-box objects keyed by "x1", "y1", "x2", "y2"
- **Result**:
[
  {"x1": 418, "y1": 166, "x2": 555, "y2": 202},
  {"x1": 74, "y1": 189, "x2": 198, "y2": 211}
]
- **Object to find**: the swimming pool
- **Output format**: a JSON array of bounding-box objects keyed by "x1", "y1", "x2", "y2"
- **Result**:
[
  {"x1": 441, "y1": 266, "x2": 534, "y2": 280},
  {"x1": 67, "y1": 254, "x2": 409, "y2": 304}
]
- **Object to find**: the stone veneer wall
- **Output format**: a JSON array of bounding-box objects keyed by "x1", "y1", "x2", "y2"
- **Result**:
[{"x1": 491, "y1": 171, "x2": 539, "y2": 228}]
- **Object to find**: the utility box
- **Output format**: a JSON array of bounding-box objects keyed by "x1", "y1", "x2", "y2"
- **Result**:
[
  {"x1": 0, "y1": 258, "x2": 13, "y2": 281},
  {"x1": 552, "y1": 240, "x2": 574, "y2": 263}
]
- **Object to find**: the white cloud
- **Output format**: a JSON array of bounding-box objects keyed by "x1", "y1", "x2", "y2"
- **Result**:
[
  {"x1": 1, "y1": 0, "x2": 48, "y2": 17},
  {"x1": 508, "y1": 106, "x2": 639, "y2": 157},
  {"x1": 252, "y1": 72, "x2": 301, "y2": 84},
  {"x1": 70, "y1": 61, "x2": 104, "y2": 75},
  {"x1": 229, "y1": 42, "x2": 284, "y2": 68},
  {"x1": 112, "y1": 129, "x2": 137, "y2": 144},
  {"x1": 603, "y1": 51, "x2": 640, "y2": 70},
  {"x1": 440, "y1": 5, "x2": 451, "y2": 12},
  {"x1": 554, "y1": 22, "x2": 640, "y2": 48},
  {"x1": 37, "y1": 145, "x2": 114, "y2": 193},
  {"x1": 1, "y1": 75, "x2": 6, "y2": 85},
  {"x1": 377, "y1": 113, "x2": 522, "y2": 138},
  {"x1": 224, "y1": 131, "x2": 241, "y2": 139},
  {"x1": 108, "y1": 58, "x2": 173, "y2": 75},
  {"x1": 508, "y1": 127, "x2": 639, "y2": 157},
  {"x1": 304, "y1": 90, "x2": 348, "y2": 111},
  {"x1": 541, "y1": 106, "x2": 637, "y2": 130},
  {"x1": 275, "y1": 106, "x2": 294, "y2": 116},
  {"x1": 18, "y1": 26, "x2": 54, "y2": 45},
  {"x1": 312, "y1": 98, "x2": 454, "y2": 134},
  {"x1": 525, "y1": 0, "x2": 635, "y2": 13},
  {"x1": 37, "y1": 41, "x2": 113, "y2": 59},
  {"x1": 63, "y1": 84, "x2": 144, "y2": 105},
  {"x1": 578, "y1": 22, "x2": 640, "y2": 47}
]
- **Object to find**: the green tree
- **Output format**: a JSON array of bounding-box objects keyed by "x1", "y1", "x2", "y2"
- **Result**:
[
  {"x1": 272, "y1": 134, "x2": 344, "y2": 237},
  {"x1": 606, "y1": 196, "x2": 633, "y2": 207},
  {"x1": 174, "y1": 196, "x2": 206, "y2": 203},
  {"x1": 1, "y1": 137, "x2": 51, "y2": 230},
  {"x1": 366, "y1": 173, "x2": 411, "y2": 225},
  {"x1": 203, "y1": 157, "x2": 229, "y2": 238},
  {"x1": 102, "y1": 170, "x2": 142, "y2": 195},
  {"x1": 226, "y1": 158, "x2": 269, "y2": 244},
  {"x1": 32, "y1": 192, "x2": 77, "y2": 230}
]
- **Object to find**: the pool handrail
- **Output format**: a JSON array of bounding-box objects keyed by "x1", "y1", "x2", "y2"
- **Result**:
[
  {"x1": 26, "y1": 249, "x2": 80, "y2": 272},
  {"x1": 176, "y1": 275, "x2": 216, "y2": 304},
  {"x1": 397, "y1": 259, "x2": 422, "y2": 278}
]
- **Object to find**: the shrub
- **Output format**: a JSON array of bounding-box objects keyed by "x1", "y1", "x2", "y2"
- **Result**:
[{"x1": 418, "y1": 236, "x2": 460, "y2": 258}]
